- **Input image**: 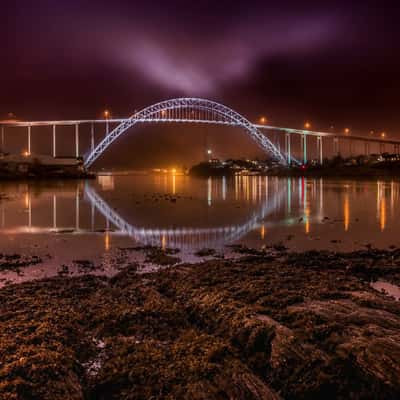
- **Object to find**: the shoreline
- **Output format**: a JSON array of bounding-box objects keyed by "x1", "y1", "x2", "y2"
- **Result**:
[{"x1": 1, "y1": 246, "x2": 399, "y2": 399}]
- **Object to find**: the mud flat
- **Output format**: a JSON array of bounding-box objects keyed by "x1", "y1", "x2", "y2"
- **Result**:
[{"x1": 1, "y1": 247, "x2": 400, "y2": 399}]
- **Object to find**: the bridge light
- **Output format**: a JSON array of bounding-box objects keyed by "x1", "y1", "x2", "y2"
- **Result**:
[
  {"x1": 23, "y1": 150, "x2": 29, "y2": 157},
  {"x1": 207, "y1": 149, "x2": 212, "y2": 155},
  {"x1": 103, "y1": 110, "x2": 110, "y2": 119},
  {"x1": 381, "y1": 132, "x2": 386, "y2": 138},
  {"x1": 304, "y1": 122, "x2": 311, "y2": 130},
  {"x1": 344, "y1": 128, "x2": 350, "y2": 135},
  {"x1": 259, "y1": 116, "x2": 267, "y2": 124}
]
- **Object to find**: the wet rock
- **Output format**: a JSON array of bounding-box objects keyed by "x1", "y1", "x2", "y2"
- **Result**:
[
  {"x1": 195, "y1": 248, "x2": 217, "y2": 257},
  {"x1": 1, "y1": 250, "x2": 400, "y2": 398},
  {"x1": 0, "y1": 254, "x2": 42, "y2": 273}
]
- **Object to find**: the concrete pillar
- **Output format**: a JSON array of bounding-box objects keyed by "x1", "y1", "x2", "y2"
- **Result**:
[
  {"x1": 91, "y1": 122, "x2": 95, "y2": 153},
  {"x1": 317, "y1": 136, "x2": 323, "y2": 164},
  {"x1": 364, "y1": 142, "x2": 370, "y2": 156},
  {"x1": 52, "y1": 125, "x2": 56, "y2": 157},
  {"x1": 285, "y1": 133, "x2": 291, "y2": 164},
  {"x1": 302, "y1": 134, "x2": 307, "y2": 164},
  {"x1": 28, "y1": 125, "x2": 31, "y2": 155},
  {"x1": 1, "y1": 126, "x2": 4, "y2": 153},
  {"x1": 334, "y1": 137, "x2": 339, "y2": 155},
  {"x1": 75, "y1": 124, "x2": 79, "y2": 157}
]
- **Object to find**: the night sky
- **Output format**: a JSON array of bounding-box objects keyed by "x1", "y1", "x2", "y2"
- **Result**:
[{"x1": 2, "y1": 1, "x2": 400, "y2": 166}]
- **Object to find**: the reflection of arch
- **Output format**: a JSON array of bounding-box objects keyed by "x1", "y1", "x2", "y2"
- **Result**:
[
  {"x1": 84, "y1": 98, "x2": 287, "y2": 168},
  {"x1": 84, "y1": 182, "x2": 284, "y2": 250}
]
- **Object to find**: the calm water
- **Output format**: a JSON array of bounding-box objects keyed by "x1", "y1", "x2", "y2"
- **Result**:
[{"x1": 0, "y1": 174, "x2": 399, "y2": 284}]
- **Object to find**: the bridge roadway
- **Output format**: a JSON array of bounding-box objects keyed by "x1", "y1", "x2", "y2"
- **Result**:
[
  {"x1": 1, "y1": 96, "x2": 399, "y2": 166},
  {"x1": 2, "y1": 117, "x2": 400, "y2": 144}
]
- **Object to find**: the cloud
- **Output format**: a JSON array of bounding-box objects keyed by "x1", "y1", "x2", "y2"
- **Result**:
[{"x1": 110, "y1": 14, "x2": 341, "y2": 95}]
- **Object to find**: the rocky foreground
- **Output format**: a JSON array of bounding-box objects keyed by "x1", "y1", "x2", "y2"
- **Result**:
[{"x1": 1, "y1": 248, "x2": 400, "y2": 399}]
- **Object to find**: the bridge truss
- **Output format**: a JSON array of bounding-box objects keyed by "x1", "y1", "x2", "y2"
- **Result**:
[{"x1": 84, "y1": 98, "x2": 287, "y2": 168}]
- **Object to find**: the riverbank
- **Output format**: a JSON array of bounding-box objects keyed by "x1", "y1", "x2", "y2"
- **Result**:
[
  {"x1": 0, "y1": 153, "x2": 95, "y2": 180},
  {"x1": 189, "y1": 159, "x2": 400, "y2": 178},
  {"x1": 1, "y1": 247, "x2": 399, "y2": 399}
]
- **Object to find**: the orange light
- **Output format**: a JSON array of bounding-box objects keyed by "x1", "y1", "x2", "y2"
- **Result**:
[
  {"x1": 344, "y1": 128, "x2": 350, "y2": 135},
  {"x1": 260, "y1": 224, "x2": 266, "y2": 240},
  {"x1": 23, "y1": 151, "x2": 29, "y2": 157},
  {"x1": 103, "y1": 110, "x2": 110, "y2": 119},
  {"x1": 104, "y1": 231, "x2": 110, "y2": 251},
  {"x1": 304, "y1": 122, "x2": 311, "y2": 130},
  {"x1": 260, "y1": 116, "x2": 267, "y2": 124},
  {"x1": 381, "y1": 132, "x2": 386, "y2": 138}
]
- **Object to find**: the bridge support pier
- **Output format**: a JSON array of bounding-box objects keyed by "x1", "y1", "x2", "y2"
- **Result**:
[
  {"x1": 285, "y1": 133, "x2": 291, "y2": 164},
  {"x1": 317, "y1": 136, "x2": 323, "y2": 164},
  {"x1": 91, "y1": 122, "x2": 95, "y2": 153},
  {"x1": 0, "y1": 126, "x2": 4, "y2": 153},
  {"x1": 52, "y1": 125, "x2": 56, "y2": 157},
  {"x1": 364, "y1": 142, "x2": 370, "y2": 156},
  {"x1": 333, "y1": 137, "x2": 339, "y2": 156},
  {"x1": 27, "y1": 125, "x2": 31, "y2": 155},
  {"x1": 75, "y1": 124, "x2": 79, "y2": 157},
  {"x1": 302, "y1": 134, "x2": 307, "y2": 164}
]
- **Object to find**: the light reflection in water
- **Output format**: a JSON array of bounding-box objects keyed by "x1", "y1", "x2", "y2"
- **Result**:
[
  {"x1": 0, "y1": 176, "x2": 400, "y2": 252},
  {"x1": 105, "y1": 231, "x2": 110, "y2": 251},
  {"x1": 172, "y1": 174, "x2": 176, "y2": 195},
  {"x1": 380, "y1": 197, "x2": 386, "y2": 232},
  {"x1": 260, "y1": 224, "x2": 266, "y2": 240},
  {"x1": 344, "y1": 193, "x2": 350, "y2": 232}
]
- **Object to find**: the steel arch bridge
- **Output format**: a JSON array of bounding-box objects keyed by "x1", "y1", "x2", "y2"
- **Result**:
[{"x1": 84, "y1": 98, "x2": 287, "y2": 168}]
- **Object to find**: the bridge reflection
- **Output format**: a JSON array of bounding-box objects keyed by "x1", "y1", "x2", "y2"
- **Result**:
[{"x1": 0, "y1": 176, "x2": 398, "y2": 251}]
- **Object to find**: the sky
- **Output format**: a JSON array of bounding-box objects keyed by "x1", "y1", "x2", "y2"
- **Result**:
[{"x1": 2, "y1": 1, "x2": 400, "y2": 165}]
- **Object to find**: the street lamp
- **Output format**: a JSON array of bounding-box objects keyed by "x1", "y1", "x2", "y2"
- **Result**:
[
  {"x1": 304, "y1": 122, "x2": 311, "y2": 130},
  {"x1": 381, "y1": 132, "x2": 386, "y2": 138},
  {"x1": 344, "y1": 128, "x2": 350, "y2": 135},
  {"x1": 259, "y1": 116, "x2": 267, "y2": 124},
  {"x1": 207, "y1": 149, "x2": 212, "y2": 161},
  {"x1": 103, "y1": 110, "x2": 111, "y2": 136}
]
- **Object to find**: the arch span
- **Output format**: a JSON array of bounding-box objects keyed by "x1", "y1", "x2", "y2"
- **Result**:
[{"x1": 84, "y1": 98, "x2": 287, "y2": 168}]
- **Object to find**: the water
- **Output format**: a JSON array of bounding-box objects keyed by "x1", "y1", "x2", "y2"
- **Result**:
[{"x1": 0, "y1": 174, "x2": 399, "y2": 284}]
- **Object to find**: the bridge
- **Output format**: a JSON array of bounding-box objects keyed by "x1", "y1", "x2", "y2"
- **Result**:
[{"x1": 1, "y1": 97, "x2": 399, "y2": 168}]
